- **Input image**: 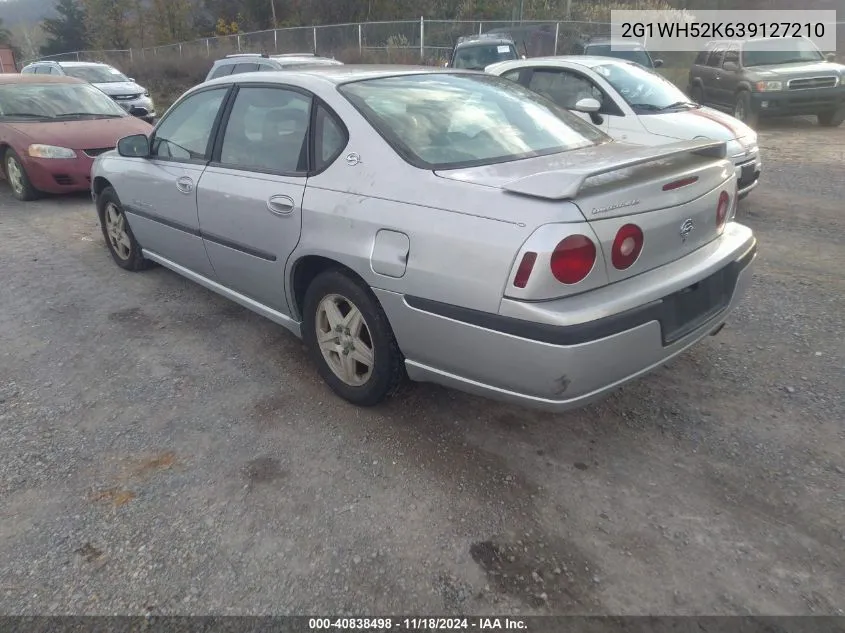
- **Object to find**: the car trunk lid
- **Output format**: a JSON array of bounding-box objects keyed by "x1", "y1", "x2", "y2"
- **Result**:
[{"x1": 435, "y1": 139, "x2": 737, "y2": 284}]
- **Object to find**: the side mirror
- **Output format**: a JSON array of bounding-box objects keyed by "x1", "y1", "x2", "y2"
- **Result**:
[
  {"x1": 653, "y1": 59, "x2": 664, "y2": 68},
  {"x1": 574, "y1": 97, "x2": 601, "y2": 113},
  {"x1": 117, "y1": 134, "x2": 150, "y2": 158},
  {"x1": 722, "y1": 61, "x2": 739, "y2": 72},
  {"x1": 826, "y1": 52, "x2": 836, "y2": 62},
  {"x1": 128, "y1": 105, "x2": 149, "y2": 117}
]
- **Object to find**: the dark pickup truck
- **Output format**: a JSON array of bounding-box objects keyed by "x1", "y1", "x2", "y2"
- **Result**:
[{"x1": 688, "y1": 37, "x2": 845, "y2": 128}]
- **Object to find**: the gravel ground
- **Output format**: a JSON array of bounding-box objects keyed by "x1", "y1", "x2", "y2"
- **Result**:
[{"x1": 0, "y1": 119, "x2": 843, "y2": 616}]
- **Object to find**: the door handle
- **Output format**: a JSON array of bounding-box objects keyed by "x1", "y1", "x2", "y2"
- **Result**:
[
  {"x1": 267, "y1": 195, "x2": 295, "y2": 216},
  {"x1": 176, "y1": 176, "x2": 194, "y2": 194}
]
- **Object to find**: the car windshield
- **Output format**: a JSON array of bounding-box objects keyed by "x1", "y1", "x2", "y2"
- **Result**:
[
  {"x1": 63, "y1": 65, "x2": 130, "y2": 83},
  {"x1": 592, "y1": 62, "x2": 695, "y2": 111},
  {"x1": 339, "y1": 73, "x2": 610, "y2": 170},
  {"x1": 453, "y1": 44, "x2": 518, "y2": 70},
  {"x1": 586, "y1": 44, "x2": 653, "y2": 67},
  {"x1": 0, "y1": 83, "x2": 128, "y2": 120},
  {"x1": 741, "y1": 39, "x2": 824, "y2": 66}
]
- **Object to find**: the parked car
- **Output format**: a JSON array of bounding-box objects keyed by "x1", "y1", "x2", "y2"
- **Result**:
[
  {"x1": 0, "y1": 75, "x2": 152, "y2": 201},
  {"x1": 484, "y1": 24, "x2": 556, "y2": 57},
  {"x1": 205, "y1": 53, "x2": 343, "y2": 82},
  {"x1": 91, "y1": 66, "x2": 756, "y2": 411},
  {"x1": 487, "y1": 56, "x2": 762, "y2": 199},
  {"x1": 569, "y1": 34, "x2": 662, "y2": 69},
  {"x1": 688, "y1": 37, "x2": 845, "y2": 128},
  {"x1": 446, "y1": 34, "x2": 520, "y2": 70},
  {"x1": 20, "y1": 60, "x2": 156, "y2": 122}
]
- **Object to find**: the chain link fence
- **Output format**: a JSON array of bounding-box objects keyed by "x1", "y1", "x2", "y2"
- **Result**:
[{"x1": 24, "y1": 18, "x2": 845, "y2": 68}]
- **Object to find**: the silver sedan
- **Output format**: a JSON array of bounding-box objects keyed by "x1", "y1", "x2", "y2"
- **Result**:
[{"x1": 91, "y1": 66, "x2": 757, "y2": 411}]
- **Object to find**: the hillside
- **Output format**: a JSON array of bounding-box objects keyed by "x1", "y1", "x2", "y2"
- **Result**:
[{"x1": 0, "y1": 0, "x2": 56, "y2": 26}]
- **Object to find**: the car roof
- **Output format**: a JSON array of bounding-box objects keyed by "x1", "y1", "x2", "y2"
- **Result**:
[
  {"x1": 203, "y1": 65, "x2": 480, "y2": 88},
  {"x1": 492, "y1": 55, "x2": 642, "y2": 69},
  {"x1": 29, "y1": 60, "x2": 111, "y2": 67},
  {"x1": 584, "y1": 39, "x2": 646, "y2": 48},
  {"x1": 456, "y1": 34, "x2": 515, "y2": 47},
  {"x1": 0, "y1": 74, "x2": 85, "y2": 85},
  {"x1": 214, "y1": 54, "x2": 339, "y2": 65}
]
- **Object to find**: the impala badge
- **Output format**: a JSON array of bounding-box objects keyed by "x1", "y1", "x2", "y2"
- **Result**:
[
  {"x1": 679, "y1": 219, "x2": 695, "y2": 241},
  {"x1": 590, "y1": 199, "x2": 640, "y2": 215}
]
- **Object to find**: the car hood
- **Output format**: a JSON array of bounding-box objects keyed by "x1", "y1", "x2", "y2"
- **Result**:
[
  {"x1": 748, "y1": 61, "x2": 844, "y2": 78},
  {"x1": 7, "y1": 116, "x2": 153, "y2": 150},
  {"x1": 638, "y1": 105, "x2": 755, "y2": 142},
  {"x1": 93, "y1": 81, "x2": 146, "y2": 96}
]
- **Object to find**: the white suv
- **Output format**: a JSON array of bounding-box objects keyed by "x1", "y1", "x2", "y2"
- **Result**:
[{"x1": 20, "y1": 61, "x2": 155, "y2": 122}]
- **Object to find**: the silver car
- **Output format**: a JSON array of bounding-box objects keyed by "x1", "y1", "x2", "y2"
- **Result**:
[
  {"x1": 21, "y1": 61, "x2": 156, "y2": 122},
  {"x1": 91, "y1": 66, "x2": 757, "y2": 411}
]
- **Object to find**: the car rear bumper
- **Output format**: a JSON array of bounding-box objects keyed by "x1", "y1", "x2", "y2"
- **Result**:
[
  {"x1": 21, "y1": 154, "x2": 94, "y2": 193},
  {"x1": 751, "y1": 87, "x2": 845, "y2": 116},
  {"x1": 376, "y1": 223, "x2": 756, "y2": 412}
]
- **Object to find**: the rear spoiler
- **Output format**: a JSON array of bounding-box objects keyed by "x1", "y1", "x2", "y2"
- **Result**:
[{"x1": 501, "y1": 139, "x2": 727, "y2": 201}]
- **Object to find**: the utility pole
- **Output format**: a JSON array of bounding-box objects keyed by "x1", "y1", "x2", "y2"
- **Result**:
[
  {"x1": 270, "y1": 0, "x2": 277, "y2": 28},
  {"x1": 517, "y1": 0, "x2": 524, "y2": 23}
]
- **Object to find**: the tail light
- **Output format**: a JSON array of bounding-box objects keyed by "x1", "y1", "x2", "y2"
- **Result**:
[
  {"x1": 611, "y1": 224, "x2": 644, "y2": 270},
  {"x1": 550, "y1": 235, "x2": 596, "y2": 284},
  {"x1": 513, "y1": 252, "x2": 537, "y2": 288},
  {"x1": 716, "y1": 191, "x2": 730, "y2": 229}
]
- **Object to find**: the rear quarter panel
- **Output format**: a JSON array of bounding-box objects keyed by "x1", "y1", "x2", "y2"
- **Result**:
[{"x1": 291, "y1": 80, "x2": 581, "y2": 316}]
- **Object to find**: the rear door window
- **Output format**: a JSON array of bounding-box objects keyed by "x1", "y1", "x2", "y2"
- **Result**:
[{"x1": 218, "y1": 86, "x2": 312, "y2": 174}]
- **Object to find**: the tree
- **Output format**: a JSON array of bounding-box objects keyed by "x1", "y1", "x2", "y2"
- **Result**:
[
  {"x1": 40, "y1": 0, "x2": 88, "y2": 56},
  {"x1": 80, "y1": 0, "x2": 131, "y2": 50},
  {"x1": 151, "y1": 0, "x2": 195, "y2": 44},
  {"x1": 0, "y1": 18, "x2": 14, "y2": 47}
]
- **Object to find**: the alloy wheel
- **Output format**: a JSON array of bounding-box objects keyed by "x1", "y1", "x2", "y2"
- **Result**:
[
  {"x1": 104, "y1": 202, "x2": 132, "y2": 260},
  {"x1": 315, "y1": 293, "x2": 375, "y2": 386},
  {"x1": 6, "y1": 155, "x2": 24, "y2": 196}
]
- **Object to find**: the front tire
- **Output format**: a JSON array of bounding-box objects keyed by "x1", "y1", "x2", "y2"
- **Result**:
[
  {"x1": 302, "y1": 269, "x2": 405, "y2": 407},
  {"x1": 4, "y1": 149, "x2": 40, "y2": 201},
  {"x1": 96, "y1": 186, "x2": 151, "y2": 271},
  {"x1": 817, "y1": 108, "x2": 845, "y2": 127},
  {"x1": 733, "y1": 91, "x2": 759, "y2": 129}
]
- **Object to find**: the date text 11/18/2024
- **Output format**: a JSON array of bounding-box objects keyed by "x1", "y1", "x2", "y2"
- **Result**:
[{"x1": 308, "y1": 617, "x2": 528, "y2": 630}]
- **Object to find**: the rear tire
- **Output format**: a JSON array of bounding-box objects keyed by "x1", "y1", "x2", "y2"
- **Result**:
[
  {"x1": 302, "y1": 269, "x2": 405, "y2": 407},
  {"x1": 690, "y1": 84, "x2": 704, "y2": 104},
  {"x1": 817, "y1": 108, "x2": 845, "y2": 127},
  {"x1": 96, "y1": 186, "x2": 151, "y2": 271},
  {"x1": 3, "y1": 149, "x2": 40, "y2": 201},
  {"x1": 733, "y1": 91, "x2": 758, "y2": 129}
]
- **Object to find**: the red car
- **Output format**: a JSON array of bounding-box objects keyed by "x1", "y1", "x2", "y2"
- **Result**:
[{"x1": 0, "y1": 74, "x2": 153, "y2": 201}]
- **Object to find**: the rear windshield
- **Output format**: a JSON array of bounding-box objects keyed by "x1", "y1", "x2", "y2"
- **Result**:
[
  {"x1": 586, "y1": 44, "x2": 653, "y2": 67},
  {"x1": 339, "y1": 73, "x2": 610, "y2": 170},
  {"x1": 452, "y1": 44, "x2": 518, "y2": 70}
]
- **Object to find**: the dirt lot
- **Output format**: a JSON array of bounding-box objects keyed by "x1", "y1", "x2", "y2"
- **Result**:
[{"x1": 0, "y1": 118, "x2": 843, "y2": 616}]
